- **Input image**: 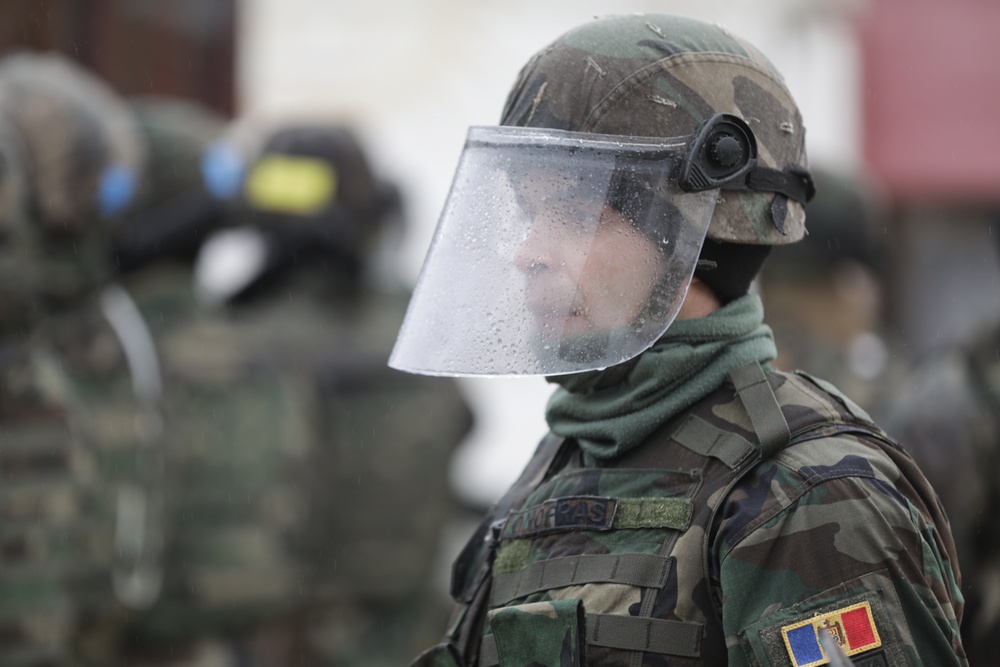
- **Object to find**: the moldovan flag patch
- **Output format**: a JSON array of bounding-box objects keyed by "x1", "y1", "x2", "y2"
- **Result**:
[{"x1": 780, "y1": 601, "x2": 882, "y2": 667}]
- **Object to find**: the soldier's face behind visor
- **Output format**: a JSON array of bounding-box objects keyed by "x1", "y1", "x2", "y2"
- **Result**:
[{"x1": 511, "y1": 171, "x2": 667, "y2": 342}]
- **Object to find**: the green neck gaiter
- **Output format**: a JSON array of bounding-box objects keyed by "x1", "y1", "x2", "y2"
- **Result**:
[{"x1": 545, "y1": 293, "x2": 776, "y2": 462}]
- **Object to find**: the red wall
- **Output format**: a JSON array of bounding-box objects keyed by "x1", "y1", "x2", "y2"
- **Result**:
[{"x1": 858, "y1": 0, "x2": 1000, "y2": 204}]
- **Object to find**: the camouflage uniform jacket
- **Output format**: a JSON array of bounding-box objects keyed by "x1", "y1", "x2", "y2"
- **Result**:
[
  {"x1": 0, "y1": 341, "x2": 84, "y2": 667},
  {"x1": 0, "y1": 335, "x2": 123, "y2": 667},
  {"x1": 418, "y1": 362, "x2": 965, "y2": 667}
]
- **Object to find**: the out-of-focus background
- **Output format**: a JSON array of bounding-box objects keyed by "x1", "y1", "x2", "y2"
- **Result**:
[
  {"x1": 4, "y1": 0, "x2": 999, "y2": 505},
  {"x1": 2, "y1": 1, "x2": 1000, "y2": 664}
]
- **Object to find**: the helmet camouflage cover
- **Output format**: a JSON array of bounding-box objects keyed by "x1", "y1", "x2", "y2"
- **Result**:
[
  {"x1": 129, "y1": 96, "x2": 226, "y2": 210},
  {"x1": 500, "y1": 13, "x2": 809, "y2": 244},
  {"x1": 0, "y1": 52, "x2": 144, "y2": 302},
  {"x1": 0, "y1": 52, "x2": 143, "y2": 233}
]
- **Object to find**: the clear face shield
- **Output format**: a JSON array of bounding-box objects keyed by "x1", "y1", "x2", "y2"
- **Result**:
[{"x1": 390, "y1": 114, "x2": 758, "y2": 377}]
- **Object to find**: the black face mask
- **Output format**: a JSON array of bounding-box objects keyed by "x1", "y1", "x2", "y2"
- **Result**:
[{"x1": 694, "y1": 239, "x2": 772, "y2": 304}]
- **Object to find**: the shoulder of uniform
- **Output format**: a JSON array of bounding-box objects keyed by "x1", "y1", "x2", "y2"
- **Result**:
[
  {"x1": 717, "y1": 368, "x2": 909, "y2": 522},
  {"x1": 771, "y1": 430, "x2": 903, "y2": 489},
  {"x1": 715, "y1": 428, "x2": 916, "y2": 560},
  {"x1": 751, "y1": 368, "x2": 901, "y2": 482},
  {"x1": 768, "y1": 367, "x2": 875, "y2": 426}
]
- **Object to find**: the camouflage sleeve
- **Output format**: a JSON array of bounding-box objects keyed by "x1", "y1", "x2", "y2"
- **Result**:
[{"x1": 713, "y1": 434, "x2": 967, "y2": 667}]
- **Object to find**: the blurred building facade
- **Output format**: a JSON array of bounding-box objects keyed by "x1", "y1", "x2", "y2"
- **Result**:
[
  {"x1": 0, "y1": 0, "x2": 235, "y2": 116},
  {"x1": 858, "y1": 0, "x2": 1000, "y2": 356}
]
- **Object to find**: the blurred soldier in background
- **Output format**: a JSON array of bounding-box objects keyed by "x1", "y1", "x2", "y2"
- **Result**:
[
  {"x1": 114, "y1": 96, "x2": 229, "y2": 282},
  {"x1": 0, "y1": 91, "x2": 85, "y2": 667},
  {"x1": 882, "y1": 215, "x2": 1000, "y2": 667},
  {"x1": 757, "y1": 166, "x2": 906, "y2": 416},
  {"x1": 0, "y1": 48, "x2": 475, "y2": 667},
  {"x1": 114, "y1": 120, "x2": 475, "y2": 667},
  {"x1": 0, "y1": 51, "x2": 154, "y2": 665}
]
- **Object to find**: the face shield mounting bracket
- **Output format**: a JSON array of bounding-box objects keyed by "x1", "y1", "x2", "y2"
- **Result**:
[{"x1": 678, "y1": 113, "x2": 758, "y2": 193}]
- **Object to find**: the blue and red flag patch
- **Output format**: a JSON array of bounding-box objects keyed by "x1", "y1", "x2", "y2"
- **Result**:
[{"x1": 780, "y1": 601, "x2": 882, "y2": 667}]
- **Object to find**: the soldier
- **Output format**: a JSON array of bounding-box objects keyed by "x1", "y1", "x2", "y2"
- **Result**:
[
  {"x1": 758, "y1": 166, "x2": 906, "y2": 416},
  {"x1": 0, "y1": 95, "x2": 84, "y2": 667},
  {"x1": 882, "y1": 232, "x2": 1000, "y2": 666},
  {"x1": 112, "y1": 96, "x2": 230, "y2": 281},
  {"x1": 389, "y1": 14, "x2": 966, "y2": 666},
  {"x1": 116, "y1": 120, "x2": 475, "y2": 667},
  {"x1": 0, "y1": 52, "x2": 153, "y2": 665}
]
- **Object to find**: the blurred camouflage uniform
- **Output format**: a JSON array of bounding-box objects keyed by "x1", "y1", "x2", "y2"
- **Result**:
[
  {"x1": 401, "y1": 15, "x2": 966, "y2": 667},
  {"x1": 114, "y1": 121, "x2": 474, "y2": 667},
  {"x1": 0, "y1": 52, "x2": 154, "y2": 665},
  {"x1": 0, "y1": 90, "x2": 83, "y2": 667},
  {"x1": 759, "y1": 167, "x2": 908, "y2": 416},
  {"x1": 883, "y1": 294, "x2": 1000, "y2": 666}
]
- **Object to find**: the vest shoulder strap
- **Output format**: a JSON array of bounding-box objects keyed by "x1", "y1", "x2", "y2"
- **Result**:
[{"x1": 730, "y1": 361, "x2": 791, "y2": 461}]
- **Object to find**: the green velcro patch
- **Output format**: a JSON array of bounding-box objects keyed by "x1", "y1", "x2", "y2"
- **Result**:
[
  {"x1": 613, "y1": 497, "x2": 693, "y2": 530},
  {"x1": 494, "y1": 540, "x2": 533, "y2": 576}
]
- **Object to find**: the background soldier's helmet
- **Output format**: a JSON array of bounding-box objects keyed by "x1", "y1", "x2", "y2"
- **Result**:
[
  {"x1": 0, "y1": 52, "x2": 144, "y2": 301},
  {"x1": 129, "y1": 97, "x2": 226, "y2": 211},
  {"x1": 500, "y1": 14, "x2": 810, "y2": 245},
  {"x1": 229, "y1": 122, "x2": 401, "y2": 260},
  {"x1": 765, "y1": 167, "x2": 886, "y2": 280},
  {"x1": 110, "y1": 98, "x2": 228, "y2": 274},
  {"x1": 196, "y1": 122, "x2": 403, "y2": 304}
]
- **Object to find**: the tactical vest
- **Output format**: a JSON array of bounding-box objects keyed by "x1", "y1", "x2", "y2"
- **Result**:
[{"x1": 417, "y1": 361, "x2": 900, "y2": 667}]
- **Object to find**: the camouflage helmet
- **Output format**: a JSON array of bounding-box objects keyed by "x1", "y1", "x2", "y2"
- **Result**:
[
  {"x1": 0, "y1": 52, "x2": 144, "y2": 233},
  {"x1": 195, "y1": 121, "x2": 402, "y2": 304},
  {"x1": 0, "y1": 52, "x2": 144, "y2": 302},
  {"x1": 243, "y1": 123, "x2": 398, "y2": 247},
  {"x1": 500, "y1": 14, "x2": 811, "y2": 244},
  {"x1": 203, "y1": 120, "x2": 401, "y2": 256},
  {"x1": 129, "y1": 96, "x2": 226, "y2": 210}
]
